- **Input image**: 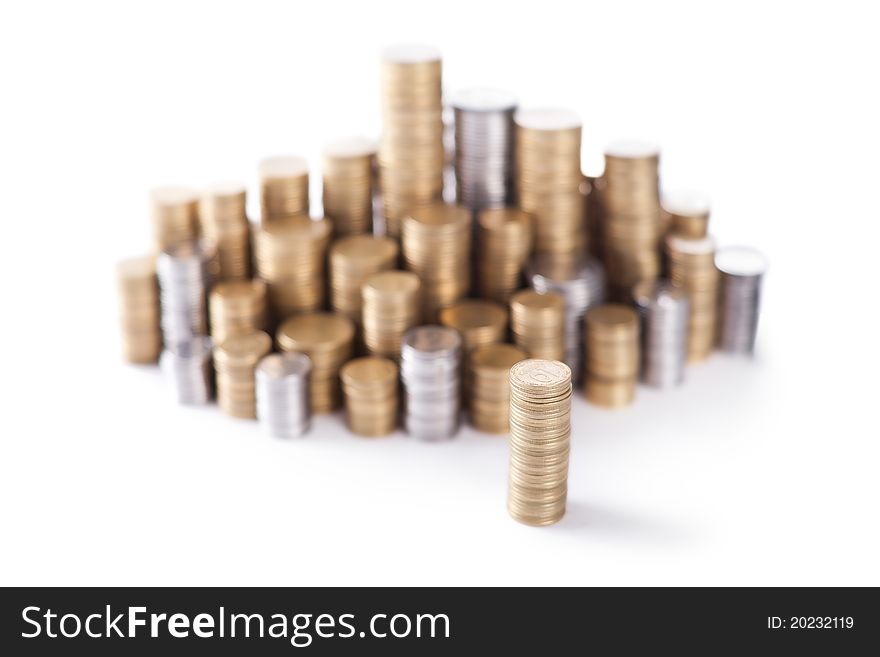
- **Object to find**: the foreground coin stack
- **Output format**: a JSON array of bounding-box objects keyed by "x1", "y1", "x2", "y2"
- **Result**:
[
  {"x1": 116, "y1": 256, "x2": 162, "y2": 364},
  {"x1": 715, "y1": 246, "x2": 768, "y2": 354},
  {"x1": 469, "y1": 343, "x2": 526, "y2": 433},
  {"x1": 214, "y1": 330, "x2": 272, "y2": 419},
  {"x1": 633, "y1": 281, "x2": 689, "y2": 388},
  {"x1": 662, "y1": 191, "x2": 711, "y2": 239},
  {"x1": 666, "y1": 234, "x2": 719, "y2": 362},
  {"x1": 255, "y1": 353, "x2": 312, "y2": 438},
  {"x1": 340, "y1": 357, "x2": 400, "y2": 437},
  {"x1": 209, "y1": 279, "x2": 267, "y2": 345},
  {"x1": 510, "y1": 289, "x2": 566, "y2": 361},
  {"x1": 259, "y1": 156, "x2": 309, "y2": 223},
  {"x1": 322, "y1": 137, "x2": 376, "y2": 236},
  {"x1": 477, "y1": 207, "x2": 532, "y2": 303},
  {"x1": 200, "y1": 182, "x2": 251, "y2": 280},
  {"x1": 156, "y1": 239, "x2": 216, "y2": 344},
  {"x1": 584, "y1": 304, "x2": 640, "y2": 408},
  {"x1": 361, "y1": 270, "x2": 422, "y2": 360},
  {"x1": 161, "y1": 336, "x2": 214, "y2": 405},
  {"x1": 507, "y1": 359, "x2": 572, "y2": 526},
  {"x1": 401, "y1": 325, "x2": 462, "y2": 440},
  {"x1": 329, "y1": 235, "x2": 399, "y2": 327},
  {"x1": 150, "y1": 186, "x2": 200, "y2": 251}
]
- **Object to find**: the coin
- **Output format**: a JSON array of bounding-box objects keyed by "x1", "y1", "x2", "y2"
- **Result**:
[
  {"x1": 361, "y1": 270, "x2": 421, "y2": 360},
  {"x1": 116, "y1": 256, "x2": 162, "y2": 364},
  {"x1": 259, "y1": 156, "x2": 309, "y2": 223},
  {"x1": 715, "y1": 246, "x2": 768, "y2": 355},
  {"x1": 160, "y1": 336, "x2": 214, "y2": 405},
  {"x1": 256, "y1": 352, "x2": 312, "y2": 438},
  {"x1": 329, "y1": 235, "x2": 399, "y2": 327},
  {"x1": 469, "y1": 343, "x2": 526, "y2": 433},
  {"x1": 632, "y1": 280, "x2": 689, "y2": 387},
  {"x1": 666, "y1": 234, "x2": 719, "y2": 362},
  {"x1": 150, "y1": 186, "x2": 200, "y2": 251},
  {"x1": 583, "y1": 303, "x2": 640, "y2": 407},
  {"x1": 662, "y1": 190, "x2": 711, "y2": 239},
  {"x1": 200, "y1": 181, "x2": 251, "y2": 281},
  {"x1": 156, "y1": 239, "x2": 216, "y2": 345},
  {"x1": 213, "y1": 330, "x2": 273, "y2": 419},
  {"x1": 209, "y1": 279, "x2": 267, "y2": 346},
  {"x1": 340, "y1": 356, "x2": 399, "y2": 437},
  {"x1": 323, "y1": 137, "x2": 376, "y2": 236},
  {"x1": 476, "y1": 207, "x2": 533, "y2": 304},
  {"x1": 400, "y1": 326, "x2": 462, "y2": 440}
]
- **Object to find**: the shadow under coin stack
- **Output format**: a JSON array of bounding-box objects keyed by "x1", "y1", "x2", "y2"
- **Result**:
[
  {"x1": 584, "y1": 304, "x2": 640, "y2": 408},
  {"x1": 209, "y1": 279, "x2": 267, "y2": 346},
  {"x1": 150, "y1": 186, "x2": 200, "y2": 251},
  {"x1": 476, "y1": 207, "x2": 533, "y2": 304},
  {"x1": 156, "y1": 239, "x2": 216, "y2": 345},
  {"x1": 469, "y1": 343, "x2": 527, "y2": 434},
  {"x1": 322, "y1": 137, "x2": 376, "y2": 236},
  {"x1": 510, "y1": 290, "x2": 566, "y2": 361},
  {"x1": 258, "y1": 156, "x2": 309, "y2": 223},
  {"x1": 401, "y1": 325, "x2": 462, "y2": 441},
  {"x1": 340, "y1": 356, "x2": 400, "y2": 437},
  {"x1": 160, "y1": 335, "x2": 214, "y2": 405},
  {"x1": 329, "y1": 235, "x2": 399, "y2": 331},
  {"x1": 255, "y1": 353, "x2": 312, "y2": 438},
  {"x1": 213, "y1": 330, "x2": 272, "y2": 419},
  {"x1": 116, "y1": 256, "x2": 162, "y2": 364},
  {"x1": 361, "y1": 270, "x2": 421, "y2": 361},
  {"x1": 632, "y1": 281, "x2": 689, "y2": 388},
  {"x1": 666, "y1": 235, "x2": 719, "y2": 362},
  {"x1": 662, "y1": 191, "x2": 711, "y2": 239},
  {"x1": 200, "y1": 182, "x2": 251, "y2": 280},
  {"x1": 715, "y1": 246, "x2": 768, "y2": 355}
]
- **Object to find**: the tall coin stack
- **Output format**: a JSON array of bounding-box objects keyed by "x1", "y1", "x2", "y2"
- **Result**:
[
  {"x1": 209, "y1": 279, "x2": 267, "y2": 346},
  {"x1": 256, "y1": 353, "x2": 312, "y2": 438},
  {"x1": 361, "y1": 270, "x2": 421, "y2": 360},
  {"x1": 156, "y1": 239, "x2": 216, "y2": 345},
  {"x1": 200, "y1": 182, "x2": 251, "y2": 280},
  {"x1": 477, "y1": 207, "x2": 532, "y2": 304},
  {"x1": 340, "y1": 356, "x2": 400, "y2": 437},
  {"x1": 632, "y1": 281, "x2": 689, "y2": 388},
  {"x1": 662, "y1": 191, "x2": 711, "y2": 239},
  {"x1": 150, "y1": 186, "x2": 200, "y2": 251},
  {"x1": 161, "y1": 336, "x2": 214, "y2": 405},
  {"x1": 329, "y1": 235, "x2": 399, "y2": 328},
  {"x1": 116, "y1": 256, "x2": 162, "y2": 364},
  {"x1": 715, "y1": 246, "x2": 768, "y2": 355},
  {"x1": 510, "y1": 290, "x2": 566, "y2": 361},
  {"x1": 507, "y1": 359, "x2": 572, "y2": 526},
  {"x1": 213, "y1": 330, "x2": 272, "y2": 419},
  {"x1": 259, "y1": 156, "x2": 310, "y2": 223},
  {"x1": 469, "y1": 343, "x2": 526, "y2": 434},
  {"x1": 584, "y1": 304, "x2": 640, "y2": 408},
  {"x1": 322, "y1": 137, "x2": 376, "y2": 236},
  {"x1": 666, "y1": 234, "x2": 719, "y2": 362}
]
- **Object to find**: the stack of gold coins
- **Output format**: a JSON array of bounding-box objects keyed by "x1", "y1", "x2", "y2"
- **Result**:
[
  {"x1": 476, "y1": 207, "x2": 533, "y2": 304},
  {"x1": 323, "y1": 137, "x2": 376, "y2": 236},
  {"x1": 662, "y1": 191, "x2": 711, "y2": 238},
  {"x1": 209, "y1": 279, "x2": 267, "y2": 345},
  {"x1": 378, "y1": 45, "x2": 444, "y2": 237},
  {"x1": 509, "y1": 290, "x2": 565, "y2": 361},
  {"x1": 253, "y1": 216, "x2": 332, "y2": 323},
  {"x1": 507, "y1": 359, "x2": 572, "y2": 526},
  {"x1": 401, "y1": 202, "x2": 470, "y2": 320},
  {"x1": 150, "y1": 186, "x2": 200, "y2": 251},
  {"x1": 276, "y1": 312, "x2": 355, "y2": 413},
  {"x1": 439, "y1": 299, "x2": 508, "y2": 397},
  {"x1": 116, "y1": 256, "x2": 162, "y2": 363},
  {"x1": 469, "y1": 343, "x2": 526, "y2": 434},
  {"x1": 340, "y1": 356, "x2": 399, "y2": 437},
  {"x1": 200, "y1": 182, "x2": 251, "y2": 280},
  {"x1": 329, "y1": 235, "x2": 399, "y2": 326},
  {"x1": 666, "y1": 234, "x2": 719, "y2": 362},
  {"x1": 584, "y1": 304, "x2": 640, "y2": 408},
  {"x1": 213, "y1": 330, "x2": 273, "y2": 419},
  {"x1": 514, "y1": 109, "x2": 585, "y2": 258},
  {"x1": 259, "y1": 156, "x2": 309, "y2": 223},
  {"x1": 361, "y1": 270, "x2": 421, "y2": 360}
]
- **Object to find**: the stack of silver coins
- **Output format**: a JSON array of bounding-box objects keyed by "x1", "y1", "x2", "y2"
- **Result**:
[
  {"x1": 715, "y1": 246, "x2": 768, "y2": 354},
  {"x1": 160, "y1": 336, "x2": 214, "y2": 404},
  {"x1": 633, "y1": 281, "x2": 689, "y2": 387},
  {"x1": 156, "y1": 239, "x2": 215, "y2": 344},
  {"x1": 400, "y1": 325, "x2": 462, "y2": 441},
  {"x1": 255, "y1": 352, "x2": 312, "y2": 438}
]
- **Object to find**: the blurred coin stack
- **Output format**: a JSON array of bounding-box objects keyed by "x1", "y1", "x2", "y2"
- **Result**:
[
  {"x1": 400, "y1": 325, "x2": 462, "y2": 441},
  {"x1": 276, "y1": 312, "x2": 355, "y2": 413},
  {"x1": 340, "y1": 356, "x2": 400, "y2": 437},
  {"x1": 259, "y1": 156, "x2": 310, "y2": 223},
  {"x1": 507, "y1": 359, "x2": 572, "y2": 526},
  {"x1": 209, "y1": 279, "x2": 267, "y2": 345},
  {"x1": 200, "y1": 182, "x2": 251, "y2": 280},
  {"x1": 150, "y1": 186, "x2": 200, "y2": 251},
  {"x1": 329, "y1": 235, "x2": 399, "y2": 329},
  {"x1": 510, "y1": 289, "x2": 566, "y2": 361},
  {"x1": 116, "y1": 256, "x2": 162, "y2": 364},
  {"x1": 323, "y1": 137, "x2": 376, "y2": 236},
  {"x1": 469, "y1": 343, "x2": 526, "y2": 434},
  {"x1": 666, "y1": 234, "x2": 719, "y2": 362},
  {"x1": 439, "y1": 299, "x2": 508, "y2": 395},
  {"x1": 662, "y1": 191, "x2": 711, "y2": 239},
  {"x1": 361, "y1": 270, "x2": 422, "y2": 360},
  {"x1": 156, "y1": 239, "x2": 216, "y2": 344},
  {"x1": 584, "y1": 304, "x2": 640, "y2": 408},
  {"x1": 715, "y1": 246, "x2": 768, "y2": 355},
  {"x1": 213, "y1": 330, "x2": 272, "y2": 419},
  {"x1": 477, "y1": 207, "x2": 532, "y2": 303},
  {"x1": 632, "y1": 281, "x2": 689, "y2": 388},
  {"x1": 378, "y1": 45, "x2": 444, "y2": 237},
  {"x1": 256, "y1": 353, "x2": 312, "y2": 438},
  {"x1": 160, "y1": 336, "x2": 214, "y2": 405}
]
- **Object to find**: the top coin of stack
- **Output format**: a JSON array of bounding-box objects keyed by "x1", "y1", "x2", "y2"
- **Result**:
[
  {"x1": 666, "y1": 234, "x2": 719, "y2": 362},
  {"x1": 662, "y1": 191, "x2": 711, "y2": 239},
  {"x1": 340, "y1": 356, "x2": 400, "y2": 437},
  {"x1": 329, "y1": 235, "x2": 399, "y2": 326},
  {"x1": 468, "y1": 343, "x2": 526, "y2": 434},
  {"x1": 361, "y1": 270, "x2": 422, "y2": 361},
  {"x1": 150, "y1": 186, "x2": 200, "y2": 251},
  {"x1": 116, "y1": 256, "x2": 162, "y2": 364},
  {"x1": 213, "y1": 330, "x2": 273, "y2": 419},
  {"x1": 583, "y1": 304, "x2": 640, "y2": 408},
  {"x1": 259, "y1": 156, "x2": 310, "y2": 223},
  {"x1": 209, "y1": 279, "x2": 267, "y2": 345},
  {"x1": 477, "y1": 207, "x2": 533, "y2": 304},
  {"x1": 509, "y1": 289, "x2": 566, "y2": 362},
  {"x1": 322, "y1": 137, "x2": 376, "y2": 236},
  {"x1": 200, "y1": 182, "x2": 251, "y2": 280}
]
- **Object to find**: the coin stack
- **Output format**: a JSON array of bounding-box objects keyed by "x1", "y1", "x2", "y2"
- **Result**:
[
  {"x1": 322, "y1": 137, "x2": 376, "y2": 236},
  {"x1": 276, "y1": 312, "x2": 355, "y2": 413},
  {"x1": 662, "y1": 191, "x2": 711, "y2": 239},
  {"x1": 469, "y1": 343, "x2": 526, "y2": 434},
  {"x1": 632, "y1": 281, "x2": 689, "y2": 388},
  {"x1": 209, "y1": 279, "x2": 267, "y2": 345},
  {"x1": 507, "y1": 359, "x2": 572, "y2": 526},
  {"x1": 439, "y1": 299, "x2": 508, "y2": 396},
  {"x1": 340, "y1": 356, "x2": 400, "y2": 437},
  {"x1": 200, "y1": 182, "x2": 251, "y2": 280},
  {"x1": 213, "y1": 330, "x2": 273, "y2": 419},
  {"x1": 476, "y1": 207, "x2": 533, "y2": 304},
  {"x1": 378, "y1": 45, "x2": 444, "y2": 237},
  {"x1": 400, "y1": 325, "x2": 462, "y2": 441},
  {"x1": 160, "y1": 336, "x2": 214, "y2": 405},
  {"x1": 150, "y1": 186, "x2": 200, "y2": 251},
  {"x1": 402, "y1": 202, "x2": 470, "y2": 320},
  {"x1": 715, "y1": 246, "x2": 768, "y2": 355},
  {"x1": 666, "y1": 234, "x2": 719, "y2": 362},
  {"x1": 259, "y1": 156, "x2": 310, "y2": 223},
  {"x1": 156, "y1": 239, "x2": 216, "y2": 345},
  {"x1": 514, "y1": 108, "x2": 585, "y2": 258},
  {"x1": 329, "y1": 235, "x2": 399, "y2": 327},
  {"x1": 255, "y1": 352, "x2": 312, "y2": 438},
  {"x1": 361, "y1": 270, "x2": 421, "y2": 360},
  {"x1": 584, "y1": 304, "x2": 640, "y2": 408},
  {"x1": 116, "y1": 256, "x2": 162, "y2": 364},
  {"x1": 510, "y1": 290, "x2": 566, "y2": 361}
]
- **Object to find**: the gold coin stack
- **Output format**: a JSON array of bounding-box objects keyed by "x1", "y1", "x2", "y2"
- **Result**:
[
  {"x1": 507, "y1": 359, "x2": 572, "y2": 526},
  {"x1": 361, "y1": 270, "x2": 421, "y2": 361},
  {"x1": 323, "y1": 137, "x2": 376, "y2": 236},
  {"x1": 378, "y1": 45, "x2": 444, "y2": 237},
  {"x1": 259, "y1": 156, "x2": 310, "y2": 223},
  {"x1": 209, "y1": 279, "x2": 267, "y2": 346},
  {"x1": 253, "y1": 216, "x2": 332, "y2": 323},
  {"x1": 476, "y1": 207, "x2": 533, "y2": 304},
  {"x1": 666, "y1": 234, "x2": 719, "y2": 362},
  {"x1": 150, "y1": 186, "x2": 200, "y2": 251},
  {"x1": 402, "y1": 202, "x2": 470, "y2": 320},
  {"x1": 509, "y1": 290, "x2": 565, "y2": 361},
  {"x1": 584, "y1": 304, "x2": 640, "y2": 408},
  {"x1": 276, "y1": 312, "x2": 355, "y2": 413},
  {"x1": 200, "y1": 182, "x2": 251, "y2": 280},
  {"x1": 213, "y1": 330, "x2": 273, "y2": 419},
  {"x1": 329, "y1": 235, "x2": 399, "y2": 326},
  {"x1": 662, "y1": 191, "x2": 711, "y2": 239},
  {"x1": 439, "y1": 299, "x2": 508, "y2": 397},
  {"x1": 116, "y1": 256, "x2": 162, "y2": 363},
  {"x1": 469, "y1": 343, "x2": 526, "y2": 434},
  {"x1": 340, "y1": 356, "x2": 399, "y2": 437}
]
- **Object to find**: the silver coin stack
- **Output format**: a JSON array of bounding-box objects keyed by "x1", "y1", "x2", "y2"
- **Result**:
[
  {"x1": 255, "y1": 353, "x2": 312, "y2": 438},
  {"x1": 400, "y1": 325, "x2": 462, "y2": 441},
  {"x1": 160, "y1": 336, "x2": 214, "y2": 404},
  {"x1": 633, "y1": 281, "x2": 690, "y2": 387},
  {"x1": 528, "y1": 255, "x2": 606, "y2": 378},
  {"x1": 715, "y1": 246, "x2": 768, "y2": 355},
  {"x1": 156, "y1": 239, "x2": 216, "y2": 344}
]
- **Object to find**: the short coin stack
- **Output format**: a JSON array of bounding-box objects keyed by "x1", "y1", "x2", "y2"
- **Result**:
[
  {"x1": 361, "y1": 270, "x2": 421, "y2": 360},
  {"x1": 662, "y1": 191, "x2": 711, "y2": 239},
  {"x1": 116, "y1": 256, "x2": 162, "y2": 364},
  {"x1": 510, "y1": 290, "x2": 566, "y2": 361},
  {"x1": 439, "y1": 299, "x2": 508, "y2": 395},
  {"x1": 476, "y1": 207, "x2": 532, "y2": 304},
  {"x1": 632, "y1": 281, "x2": 689, "y2": 388},
  {"x1": 255, "y1": 353, "x2": 312, "y2": 438},
  {"x1": 584, "y1": 304, "x2": 640, "y2": 408},
  {"x1": 468, "y1": 343, "x2": 526, "y2": 434},
  {"x1": 161, "y1": 336, "x2": 214, "y2": 405},
  {"x1": 322, "y1": 137, "x2": 376, "y2": 236},
  {"x1": 715, "y1": 246, "x2": 768, "y2": 355},
  {"x1": 150, "y1": 186, "x2": 200, "y2": 251},
  {"x1": 200, "y1": 182, "x2": 251, "y2": 280},
  {"x1": 213, "y1": 330, "x2": 273, "y2": 419},
  {"x1": 259, "y1": 156, "x2": 310, "y2": 223},
  {"x1": 329, "y1": 235, "x2": 399, "y2": 327},
  {"x1": 666, "y1": 234, "x2": 719, "y2": 362},
  {"x1": 156, "y1": 239, "x2": 216, "y2": 345},
  {"x1": 340, "y1": 356, "x2": 400, "y2": 437},
  {"x1": 507, "y1": 359, "x2": 572, "y2": 526},
  {"x1": 209, "y1": 279, "x2": 267, "y2": 345}
]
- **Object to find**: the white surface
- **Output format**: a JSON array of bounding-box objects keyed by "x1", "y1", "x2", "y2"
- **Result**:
[{"x1": 1, "y1": 0, "x2": 878, "y2": 586}]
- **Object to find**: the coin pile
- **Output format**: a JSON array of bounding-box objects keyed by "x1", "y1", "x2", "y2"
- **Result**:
[
  {"x1": 507, "y1": 358, "x2": 572, "y2": 526},
  {"x1": 378, "y1": 45, "x2": 444, "y2": 237},
  {"x1": 322, "y1": 137, "x2": 376, "y2": 235},
  {"x1": 276, "y1": 312, "x2": 355, "y2": 413},
  {"x1": 161, "y1": 336, "x2": 214, "y2": 405},
  {"x1": 715, "y1": 246, "x2": 768, "y2": 355},
  {"x1": 632, "y1": 281, "x2": 689, "y2": 388},
  {"x1": 401, "y1": 202, "x2": 470, "y2": 320},
  {"x1": 476, "y1": 207, "x2": 532, "y2": 304},
  {"x1": 150, "y1": 186, "x2": 200, "y2": 251},
  {"x1": 361, "y1": 270, "x2": 421, "y2": 360},
  {"x1": 468, "y1": 343, "x2": 526, "y2": 433},
  {"x1": 439, "y1": 299, "x2": 508, "y2": 353},
  {"x1": 662, "y1": 190, "x2": 711, "y2": 239},
  {"x1": 340, "y1": 356, "x2": 399, "y2": 437},
  {"x1": 213, "y1": 330, "x2": 272, "y2": 419},
  {"x1": 259, "y1": 156, "x2": 310, "y2": 223},
  {"x1": 329, "y1": 235, "x2": 399, "y2": 326},
  {"x1": 584, "y1": 304, "x2": 640, "y2": 408},
  {"x1": 116, "y1": 256, "x2": 162, "y2": 364},
  {"x1": 510, "y1": 289, "x2": 566, "y2": 361},
  {"x1": 156, "y1": 239, "x2": 216, "y2": 345},
  {"x1": 666, "y1": 234, "x2": 719, "y2": 362},
  {"x1": 400, "y1": 325, "x2": 462, "y2": 441},
  {"x1": 209, "y1": 279, "x2": 267, "y2": 345},
  {"x1": 200, "y1": 182, "x2": 251, "y2": 280},
  {"x1": 255, "y1": 352, "x2": 312, "y2": 438}
]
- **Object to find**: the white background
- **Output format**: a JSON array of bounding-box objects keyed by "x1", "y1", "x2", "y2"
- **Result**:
[{"x1": 1, "y1": 0, "x2": 878, "y2": 586}]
